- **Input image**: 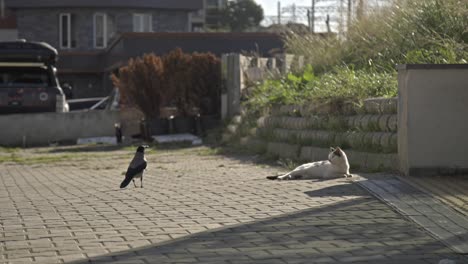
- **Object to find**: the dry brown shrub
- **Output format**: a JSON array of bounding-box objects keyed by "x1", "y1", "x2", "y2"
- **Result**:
[
  {"x1": 162, "y1": 48, "x2": 193, "y2": 115},
  {"x1": 112, "y1": 49, "x2": 221, "y2": 117},
  {"x1": 111, "y1": 53, "x2": 164, "y2": 118}
]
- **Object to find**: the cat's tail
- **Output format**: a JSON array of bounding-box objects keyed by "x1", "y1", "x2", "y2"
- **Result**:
[{"x1": 267, "y1": 174, "x2": 301, "y2": 180}]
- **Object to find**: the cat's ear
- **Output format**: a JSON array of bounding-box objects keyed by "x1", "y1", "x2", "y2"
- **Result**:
[
  {"x1": 329, "y1": 147, "x2": 335, "y2": 152},
  {"x1": 334, "y1": 147, "x2": 342, "y2": 157}
]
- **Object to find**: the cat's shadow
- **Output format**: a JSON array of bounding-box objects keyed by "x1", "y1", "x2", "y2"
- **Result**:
[{"x1": 304, "y1": 182, "x2": 368, "y2": 198}]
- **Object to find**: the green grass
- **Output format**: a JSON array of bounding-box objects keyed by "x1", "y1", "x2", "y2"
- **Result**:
[
  {"x1": 242, "y1": 0, "x2": 466, "y2": 114},
  {"x1": 195, "y1": 146, "x2": 224, "y2": 156},
  {"x1": 277, "y1": 158, "x2": 299, "y2": 171},
  {"x1": 0, "y1": 153, "x2": 85, "y2": 165},
  {"x1": 0, "y1": 147, "x2": 19, "y2": 153},
  {"x1": 285, "y1": 0, "x2": 467, "y2": 73},
  {"x1": 246, "y1": 66, "x2": 398, "y2": 113},
  {"x1": 0, "y1": 144, "x2": 124, "y2": 164},
  {"x1": 197, "y1": 144, "x2": 259, "y2": 157}
]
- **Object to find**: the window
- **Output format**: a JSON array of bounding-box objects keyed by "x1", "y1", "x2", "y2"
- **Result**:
[
  {"x1": 133, "y1": 13, "x2": 152, "y2": 32},
  {"x1": 192, "y1": 23, "x2": 204, "y2": 32},
  {"x1": 0, "y1": 67, "x2": 50, "y2": 87},
  {"x1": 196, "y1": 9, "x2": 205, "y2": 16},
  {"x1": 206, "y1": 0, "x2": 219, "y2": 8},
  {"x1": 94, "y1": 13, "x2": 107, "y2": 48},
  {"x1": 59, "y1": 13, "x2": 75, "y2": 49},
  {"x1": 107, "y1": 15, "x2": 116, "y2": 44}
]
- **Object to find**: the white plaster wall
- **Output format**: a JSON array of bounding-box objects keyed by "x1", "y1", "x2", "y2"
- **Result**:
[
  {"x1": 0, "y1": 110, "x2": 119, "y2": 146},
  {"x1": 398, "y1": 65, "x2": 468, "y2": 175}
]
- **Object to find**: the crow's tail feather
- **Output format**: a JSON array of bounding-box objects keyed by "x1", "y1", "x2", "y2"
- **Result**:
[{"x1": 120, "y1": 177, "x2": 132, "y2": 188}]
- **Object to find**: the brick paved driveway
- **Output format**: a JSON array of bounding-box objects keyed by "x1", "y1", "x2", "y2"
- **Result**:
[
  {"x1": 403, "y1": 175, "x2": 468, "y2": 217},
  {"x1": 0, "y1": 145, "x2": 464, "y2": 263}
]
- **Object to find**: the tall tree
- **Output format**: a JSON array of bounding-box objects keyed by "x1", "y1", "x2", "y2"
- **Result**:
[{"x1": 219, "y1": 0, "x2": 264, "y2": 32}]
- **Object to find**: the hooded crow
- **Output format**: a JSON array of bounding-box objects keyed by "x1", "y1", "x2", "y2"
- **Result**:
[{"x1": 120, "y1": 145, "x2": 148, "y2": 188}]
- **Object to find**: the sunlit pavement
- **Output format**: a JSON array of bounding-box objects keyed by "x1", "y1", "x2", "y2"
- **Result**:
[{"x1": 0, "y1": 146, "x2": 465, "y2": 263}]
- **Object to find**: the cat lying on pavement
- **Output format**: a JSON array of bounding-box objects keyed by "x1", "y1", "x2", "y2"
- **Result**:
[{"x1": 267, "y1": 147, "x2": 351, "y2": 180}]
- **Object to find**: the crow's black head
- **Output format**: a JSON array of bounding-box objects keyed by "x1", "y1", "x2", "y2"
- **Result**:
[{"x1": 136, "y1": 145, "x2": 149, "y2": 153}]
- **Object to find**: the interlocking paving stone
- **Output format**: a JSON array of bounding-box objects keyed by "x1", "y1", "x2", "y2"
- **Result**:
[
  {"x1": 403, "y1": 176, "x2": 468, "y2": 218},
  {"x1": 0, "y1": 146, "x2": 466, "y2": 263},
  {"x1": 354, "y1": 173, "x2": 468, "y2": 255}
]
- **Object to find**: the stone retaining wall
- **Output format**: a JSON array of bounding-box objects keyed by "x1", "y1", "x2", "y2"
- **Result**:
[{"x1": 226, "y1": 97, "x2": 399, "y2": 172}]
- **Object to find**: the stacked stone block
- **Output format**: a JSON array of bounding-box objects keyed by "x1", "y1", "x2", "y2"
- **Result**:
[{"x1": 225, "y1": 97, "x2": 398, "y2": 171}]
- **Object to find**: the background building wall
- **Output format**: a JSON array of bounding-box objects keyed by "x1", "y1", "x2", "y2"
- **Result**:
[{"x1": 16, "y1": 8, "x2": 190, "y2": 51}]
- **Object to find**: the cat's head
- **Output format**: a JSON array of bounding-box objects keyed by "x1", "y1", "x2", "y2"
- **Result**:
[{"x1": 328, "y1": 147, "x2": 349, "y2": 165}]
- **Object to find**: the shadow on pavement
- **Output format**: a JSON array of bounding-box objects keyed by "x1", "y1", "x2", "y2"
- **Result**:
[
  {"x1": 304, "y1": 183, "x2": 360, "y2": 197},
  {"x1": 67, "y1": 197, "x2": 464, "y2": 264}
]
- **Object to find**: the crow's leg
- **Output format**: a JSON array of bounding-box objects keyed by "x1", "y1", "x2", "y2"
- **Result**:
[
  {"x1": 140, "y1": 176, "x2": 143, "y2": 188},
  {"x1": 133, "y1": 179, "x2": 137, "y2": 187}
]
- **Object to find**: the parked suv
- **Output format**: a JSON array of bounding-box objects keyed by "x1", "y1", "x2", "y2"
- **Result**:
[{"x1": 0, "y1": 40, "x2": 69, "y2": 114}]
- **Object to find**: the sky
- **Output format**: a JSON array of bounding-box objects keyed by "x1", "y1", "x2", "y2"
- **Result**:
[
  {"x1": 254, "y1": 0, "x2": 327, "y2": 28},
  {"x1": 254, "y1": 0, "x2": 313, "y2": 16},
  {"x1": 253, "y1": 0, "x2": 392, "y2": 30},
  {"x1": 254, "y1": 0, "x2": 392, "y2": 17}
]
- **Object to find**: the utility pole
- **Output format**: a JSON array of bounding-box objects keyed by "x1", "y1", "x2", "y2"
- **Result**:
[
  {"x1": 339, "y1": 0, "x2": 345, "y2": 34},
  {"x1": 347, "y1": 0, "x2": 352, "y2": 30},
  {"x1": 292, "y1": 3, "x2": 296, "y2": 23},
  {"x1": 0, "y1": 0, "x2": 4, "y2": 18},
  {"x1": 277, "y1": 1, "x2": 281, "y2": 24},
  {"x1": 356, "y1": 0, "x2": 366, "y2": 20},
  {"x1": 310, "y1": 0, "x2": 315, "y2": 33}
]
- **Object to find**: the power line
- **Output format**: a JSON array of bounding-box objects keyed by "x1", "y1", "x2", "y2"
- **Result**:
[{"x1": 263, "y1": 0, "x2": 393, "y2": 33}]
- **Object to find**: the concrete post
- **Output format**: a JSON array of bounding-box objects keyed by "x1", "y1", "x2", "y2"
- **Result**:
[
  {"x1": 276, "y1": 54, "x2": 295, "y2": 74},
  {"x1": 221, "y1": 53, "x2": 242, "y2": 120},
  {"x1": 397, "y1": 64, "x2": 468, "y2": 176}
]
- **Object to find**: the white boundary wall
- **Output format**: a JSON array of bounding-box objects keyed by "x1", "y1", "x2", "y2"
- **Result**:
[
  {"x1": 0, "y1": 110, "x2": 118, "y2": 146},
  {"x1": 398, "y1": 64, "x2": 468, "y2": 176}
]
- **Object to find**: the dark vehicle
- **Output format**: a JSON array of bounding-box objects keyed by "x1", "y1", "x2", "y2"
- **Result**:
[{"x1": 0, "y1": 40, "x2": 69, "y2": 114}]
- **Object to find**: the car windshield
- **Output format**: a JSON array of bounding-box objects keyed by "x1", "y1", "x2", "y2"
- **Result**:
[{"x1": 0, "y1": 67, "x2": 51, "y2": 87}]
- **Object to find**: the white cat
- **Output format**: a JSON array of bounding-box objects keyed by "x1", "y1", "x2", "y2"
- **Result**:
[{"x1": 267, "y1": 147, "x2": 351, "y2": 180}]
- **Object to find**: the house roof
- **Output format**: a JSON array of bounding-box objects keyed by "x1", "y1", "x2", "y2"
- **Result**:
[
  {"x1": 5, "y1": 0, "x2": 203, "y2": 10},
  {"x1": 57, "y1": 32, "x2": 286, "y2": 74}
]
